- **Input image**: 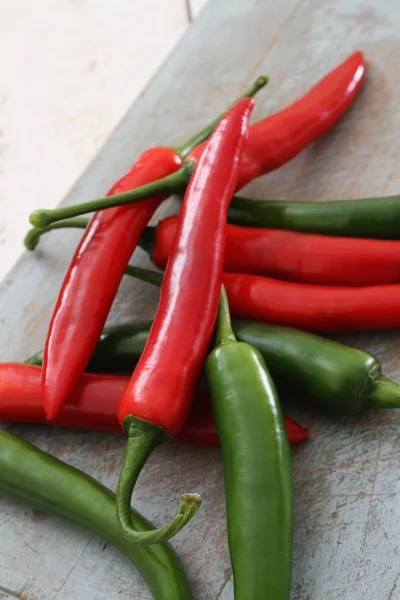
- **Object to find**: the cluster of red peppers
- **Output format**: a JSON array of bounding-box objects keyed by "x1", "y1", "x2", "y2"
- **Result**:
[{"x1": 3, "y1": 49, "x2": 398, "y2": 598}]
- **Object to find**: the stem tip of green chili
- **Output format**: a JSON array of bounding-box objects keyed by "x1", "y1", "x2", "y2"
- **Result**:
[
  {"x1": 29, "y1": 161, "x2": 196, "y2": 227},
  {"x1": 29, "y1": 210, "x2": 53, "y2": 229},
  {"x1": 116, "y1": 415, "x2": 201, "y2": 544},
  {"x1": 117, "y1": 487, "x2": 201, "y2": 546},
  {"x1": 255, "y1": 74, "x2": 269, "y2": 87},
  {"x1": 24, "y1": 218, "x2": 89, "y2": 251},
  {"x1": 173, "y1": 75, "x2": 269, "y2": 157},
  {"x1": 24, "y1": 228, "x2": 41, "y2": 250}
]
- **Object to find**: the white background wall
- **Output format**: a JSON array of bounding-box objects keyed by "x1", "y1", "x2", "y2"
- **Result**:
[{"x1": 0, "y1": 0, "x2": 207, "y2": 282}]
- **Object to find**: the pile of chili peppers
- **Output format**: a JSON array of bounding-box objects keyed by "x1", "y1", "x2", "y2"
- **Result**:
[{"x1": 1, "y1": 49, "x2": 398, "y2": 598}]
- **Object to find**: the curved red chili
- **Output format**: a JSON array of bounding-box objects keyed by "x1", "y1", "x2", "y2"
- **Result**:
[
  {"x1": 223, "y1": 273, "x2": 400, "y2": 332},
  {"x1": 189, "y1": 51, "x2": 365, "y2": 188},
  {"x1": 143, "y1": 216, "x2": 400, "y2": 286},
  {"x1": 0, "y1": 363, "x2": 307, "y2": 446},
  {"x1": 122, "y1": 264, "x2": 400, "y2": 334},
  {"x1": 42, "y1": 147, "x2": 182, "y2": 421},
  {"x1": 116, "y1": 99, "x2": 254, "y2": 545},
  {"x1": 29, "y1": 52, "x2": 366, "y2": 231}
]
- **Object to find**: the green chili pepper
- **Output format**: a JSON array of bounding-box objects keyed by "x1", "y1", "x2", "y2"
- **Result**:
[
  {"x1": 205, "y1": 288, "x2": 293, "y2": 599},
  {"x1": 25, "y1": 321, "x2": 151, "y2": 373},
  {"x1": 26, "y1": 318, "x2": 400, "y2": 415},
  {"x1": 233, "y1": 320, "x2": 400, "y2": 415},
  {"x1": 92, "y1": 320, "x2": 153, "y2": 368},
  {"x1": 228, "y1": 194, "x2": 400, "y2": 238},
  {"x1": 0, "y1": 430, "x2": 192, "y2": 600}
]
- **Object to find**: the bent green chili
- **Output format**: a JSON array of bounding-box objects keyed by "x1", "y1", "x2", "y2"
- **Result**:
[
  {"x1": 0, "y1": 430, "x2": 192, "y2": 600},
  {"x1": 228, "y1": 194, "x2": 400, "y2": 238},
  {"x1": 26, "y1": 318, "x2": 400, "y2": 415},
  {"x1": 205, "y1": 288, "x2": 293, "y2": 598}
]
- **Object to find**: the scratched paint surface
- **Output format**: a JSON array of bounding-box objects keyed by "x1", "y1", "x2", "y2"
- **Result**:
[{"x1": 1, "y1": 0, "x2": 400, "y2": 598}]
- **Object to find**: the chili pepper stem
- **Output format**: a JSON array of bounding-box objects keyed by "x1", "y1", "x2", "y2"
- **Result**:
[
  {"x1": 26, "y1": 220, "x2": 158, "y2": 269},
  {"x1": 28, "y1": 75, "x2": 268, "y2": 230},
  {"x1": 369, "y1": 376, "x2": 400, "y2": 409},
  {"x1": 214, "y1": 286, "x2": 236, "y2": 346},
  {"x1": 24, "y1": 218, "x2": 89, "y2": 250},
  {"x1": 173, "y1": 75, "x2": 269, "y2": 157},
  {"x1": 26, "y1": 225, "x2": 163, "y2": 285},
  {"x1": 24, "y1": 219, "x2": 163, "y2": 289},
  {"x1": 125, "y1": 265, "x2": 163, "y2": 287},
  {"x1": 25, "y1": 350, "x2": 44, "y2": 365},
  {"x1": 117, "y1": 415, "x2": 201, "y2": 544},
  {"x1": 29, "y1": 162, "x2": 195, "y2": 228}
]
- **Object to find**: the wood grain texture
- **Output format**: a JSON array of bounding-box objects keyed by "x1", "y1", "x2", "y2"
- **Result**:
[{"x1": 1, "y1": 0, "x2": 400, "y2": 598}]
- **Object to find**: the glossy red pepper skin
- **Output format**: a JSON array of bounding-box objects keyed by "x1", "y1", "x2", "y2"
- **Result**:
[
  {"x1": 188, "y1": 51, "x2": 365, "y2": 189},
  {"x1": 42, "y1": 147, "x2": 182, "y2": 421},
  {"x1": 115, "y1": 101, "x2": 253, "y2": 545},
  {"x1": 149, "y1": 217, "x2": 400, "y2": 286},
  {"x1": 223, "y1": 273, "x2": 400, "y2": 332},
  {"x1": 0, "y1": 363, "x2": 307, "y2": 446},
  {"x1": 2, "y1": 363, "x2": 127, "y2": 432},
  {"x1": 118, "y1": 100, "x2": 253, "y2": 434}
]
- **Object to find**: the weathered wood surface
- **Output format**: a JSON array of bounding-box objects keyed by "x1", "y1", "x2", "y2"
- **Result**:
[{"x1": 1, "y1": 0, "x2": 400, "y2": 598}]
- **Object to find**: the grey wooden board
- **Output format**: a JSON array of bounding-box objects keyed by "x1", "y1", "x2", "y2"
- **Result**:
[{"x1": 1, "y1": 0, "x2": 400, "y2": 598}]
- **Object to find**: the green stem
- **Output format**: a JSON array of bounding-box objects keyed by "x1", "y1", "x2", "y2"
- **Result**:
[
  {"x1": 29, "y1": 162, "x2": 195, "y2": 228},
  {"x1": 116, "y1": 415, "x2": 201, "y2": 544},
  {"x1": 214, "y1": 285, "x2": 236, "y2": 346},
  {"x1": 174, "y1": 75, "x2": 269, "y2": 157},
  {"x1": 26, "y1": 218, "x2": 160, "y2": 260},
  {"x1": 24, "y1": 219, "x2": 165, "y2": 287},
  {"x1": 24, "y1": 218, "x2": 89, "y2": 250},
  {"x1": 125, "y1": 265, "x2": 163, "y2": 287},
  {"x1": 25, "y1": 350, "x2": 43, "y2": 365},
  {"x1": 28, "y1": 75, "x2": 268, "y2": 230},
  {"x1": 369, "y1": 375, "x2": 400, "y2": 409},
  {"x1": 25, "y1": 219, "x2": 160, "y2": 259}
]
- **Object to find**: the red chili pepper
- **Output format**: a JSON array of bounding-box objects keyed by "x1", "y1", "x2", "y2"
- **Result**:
[
  {"x1": 223, "y1": 273, "x2": 400, "y2": 332},
  {"x1": 39, "y1": 77, "x2": 269, "y2": 422},
  {"x1": 0, "y1": 363, "x2": 307, "y2": 446},
  {"x1": 122, "y1": 265, "x2": 400, "y2": 334},
  {"x1": 143, "y1": 216, "x2": 400, "y2": 286},
  {"x1": 189, "y1": 51, "x2": 365, "y2": 189},
  {"x1": 116, "y1": 99, "x2": 254, "y2": 545},
  {"x1": 42, "y1": 147, "x2": 183, "y2": 421}
]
